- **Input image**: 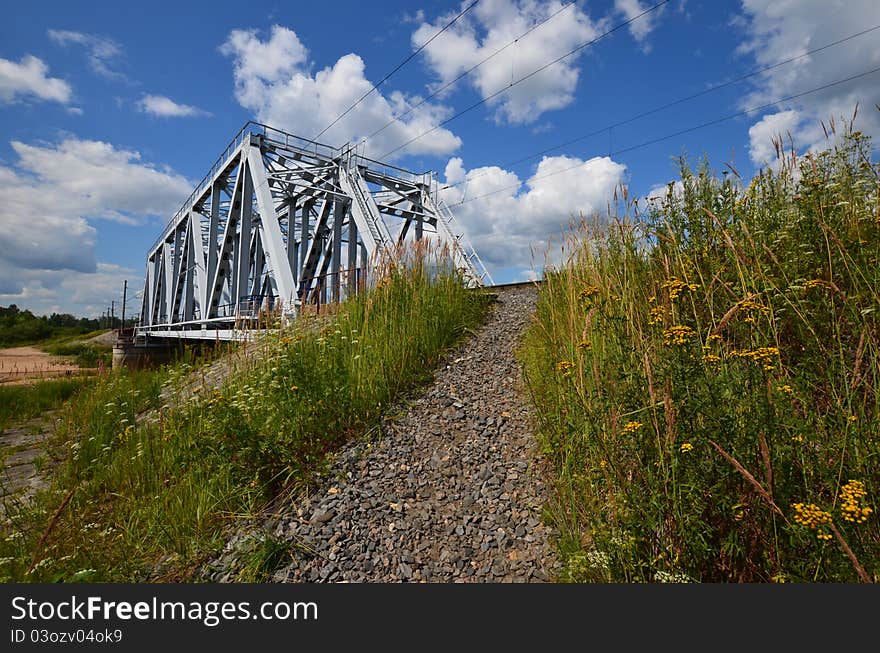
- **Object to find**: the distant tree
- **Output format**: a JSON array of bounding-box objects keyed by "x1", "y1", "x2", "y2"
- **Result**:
[{"x1": 0, "y1": 304, "x2": 103, "y2": 347}]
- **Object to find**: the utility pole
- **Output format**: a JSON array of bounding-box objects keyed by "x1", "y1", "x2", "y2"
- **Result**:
[
  {"x1": 111, "y1": 301, "x2": 115, "y2": 329},
  {"x1": 121, "y1": 280, "x2": 127, "y2": 328}
]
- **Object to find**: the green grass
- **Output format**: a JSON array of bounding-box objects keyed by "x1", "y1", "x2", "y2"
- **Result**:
[
  {"x1": 0, "y1": 378, "x2": 95, "y2": 431},
  {"x1": 0, "y1": 251, "x2": 488, "y2": 582},
  {"x1": 521, "y1": 124, "x2": 879, "y2": 583},
  {"x1": 40, "y1": 330, "x2": 113, "y2": 368}
]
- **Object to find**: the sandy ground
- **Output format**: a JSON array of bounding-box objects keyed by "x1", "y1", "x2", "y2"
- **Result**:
[{"x1": 0, "y1": 346, "x2": 84, "y2": 385}]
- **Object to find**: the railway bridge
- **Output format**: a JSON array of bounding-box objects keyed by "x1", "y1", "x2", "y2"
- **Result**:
[{"x1": 135, "y1": 122, "x2": 490, "y2": 343}]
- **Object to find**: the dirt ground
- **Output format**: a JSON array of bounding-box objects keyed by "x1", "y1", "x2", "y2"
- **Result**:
[{"x1": 0, "y1": 346, "x2": 85, "y2": 385}]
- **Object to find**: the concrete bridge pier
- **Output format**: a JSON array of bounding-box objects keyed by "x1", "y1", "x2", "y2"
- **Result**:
[{"x1": 112, "y1": 328, "x2": 188, "y2": 370}]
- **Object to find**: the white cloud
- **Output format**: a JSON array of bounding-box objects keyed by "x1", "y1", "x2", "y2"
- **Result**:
[
  {"x1": 139, "y1": 94, "x2": 211, "y2": 118},
  {"x1": 220, "y1": 25, "x2": 461, "y2": 158},
  {"x1": 614, "y1": 0, "x2": 663, "y2": 50},
  {"x1": 9, "y1": 138, "x2": 192, "y2": 223},
  {"x1": 439, "y1": 154, "x2": 626, "y2": 270},
  {"x1": 0, "y1": 55, "x2": 72, "y2": 105},
  {"x1": 0, "y1": 137, "x2": 191, "y2": 314},
  {"x1": 0, "y1": 263, "x2": 137, "y2": 319},
  {"x1": 47, "y1": 29, "x2": 127, "y2": 81},
  {"x1": 402, "y1": 9, "x2": 426, "y2": 25},
  {"x1": 645, "y1": 179, "x2": 684, "y2": 204},
  {"x1": 747, "y1": 109, "x2": 801, "y2": 165},
  {"x1": 413, "y1": 0, "x2": 603, "y2": 124},
  {"x1": 738, "y1": 0, "x2": 880, "y2": 157},
  {"x1": 514, "y1": 267, "x2": 540, "y2": 282}
]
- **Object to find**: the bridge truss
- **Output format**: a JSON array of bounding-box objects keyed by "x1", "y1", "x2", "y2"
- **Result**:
[{"x1": 136, "y1": 122, "x2": 491, "y2": 340}]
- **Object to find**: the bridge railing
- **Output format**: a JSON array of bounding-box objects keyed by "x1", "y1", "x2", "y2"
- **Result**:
[{"x1": 148, "y1": 124, "x2": 253, "y2": 255}]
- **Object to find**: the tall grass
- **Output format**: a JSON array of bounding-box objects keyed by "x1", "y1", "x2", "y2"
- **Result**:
[
  {"x1": 521, "y1": 123, "x2": 879, "y2": 582},
  {"x1": 39, "y1": 329, "x2": 114, "y2": 367},
  {"x1": 0, "y1": 250, "x2": 487, "y2": 581},
  {"x1": 0, "y1": 378, "x2": 94, "y2": 431}
]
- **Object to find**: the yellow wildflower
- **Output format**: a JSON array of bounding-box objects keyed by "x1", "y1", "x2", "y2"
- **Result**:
[
  {"x1": 648, "y1": 306, "x2": 667, "y2": 326},
  {"x1": 660, "y1": 277, "x2": 700, "y2": 300},
  {"x1": 578, "y1": 285, "x2": 601, "y2": 304},
  {"x1": 848, "y1": 415, "x2": 857, "y2": 423},
  {"x1": 740, "y1": 299, "x2": 771, "y2": 316},
  {"x1": 621, "y1": 421, "x2": 643, "y2": 435},
  {"x1": 117, "y1": 425, "x2": 134, "y2": 443},
  {"x1": 556, "y1": 360, "x2": 576, "y2": 377},
  {"x1": 680, "y1": 442, "x2": 693, "y2": 453},
  {"x1": 660, "y1": 277, "x2": 699, "y2": 300},
  {"x1": 776, "y1": 384, "x2": 793, "y2": 394},
  {"x1": 792, "y1": 502, "x2": 834, "y2": 541},
  {"x1": 576, "y1": 340, "x2": 592, "y2": 352},
  {"x1": 840, "y1": 480, "x2": 872, "y2": 524},
  {"x1": 663, "y1": 325, "x2": 696, "y2": 346},
  {"x1": 730, "y1": 347, "x2": 779, "y2": 366}
]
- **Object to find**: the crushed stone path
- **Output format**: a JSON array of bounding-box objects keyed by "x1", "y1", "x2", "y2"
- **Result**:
[{"x1": 211, "y1": 284, "x2": 559, "y2": 582}]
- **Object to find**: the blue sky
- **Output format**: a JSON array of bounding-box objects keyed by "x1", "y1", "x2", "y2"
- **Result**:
[{"x1": 1, "y1": 0, "x2": 879, "y2": 316}]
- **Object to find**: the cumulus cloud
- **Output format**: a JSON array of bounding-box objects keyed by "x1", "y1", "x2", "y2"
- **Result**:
[
  {"x1": 614, "y1": 0, "x2": 663, "y2": 49},
  {"x1": 737, "y1": 0, "x2": 880, "y2": 162},
  {"x1": 0, "y1": 55, "x2": 72, "y2": 105},
  {"x1": 439, "y1": 154, "x2": 627, "y2": 270},
  {"x1": 747, "y1": 109, "x2": 801, "y2": 165},
  {"x1": 220, "y1": 25, "x2": 461, "y2": 158},
  {"x1": 413, "y1": 0, "x2": 603, "y2": 124},
  {"x1": 47, "y1": 29, "x2": 127, "y2": 81},
  {"x1": 9, "y1": 138, "x2": 192, "y2": 223},
  {"x1": 0, "y1": 138, "x2": 191, "y2": 313},
  {"x1": 138, "y1": 94, "x2": 211, "y2": 118}
]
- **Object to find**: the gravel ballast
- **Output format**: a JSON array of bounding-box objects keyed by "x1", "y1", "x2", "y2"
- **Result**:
[{"x1": 206, "y1": 284, "x2": 559, "y2": 583}]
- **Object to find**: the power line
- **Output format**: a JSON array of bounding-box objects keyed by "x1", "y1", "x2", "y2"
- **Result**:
[
  {"x1": 365, "y1": 0, "x2": 579, "y2": 144},
  {"x1": 312, "y1": 0, "x2": 480, "y2": 142},
  {"x1": 445, "y1": 65, "x2": 880, "y2": 207},
  {"x1": 442, "y1": 23, "x2": 880, "y2": 191},
  {"x1": 378, "y1": 0, "x2": 670, "y2": 159}
]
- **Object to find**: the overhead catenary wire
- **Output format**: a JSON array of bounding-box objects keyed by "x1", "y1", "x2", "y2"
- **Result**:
[
  {"x1": 378, "y1": 0, "x2": 670, "y2": 159},
  {"x1": 311, "y1": 0, "x2": 480, "y2": 142},
  {"x1": 440, "y1": 22, "x2": 880, "y2": 191},
  {"x1": 365, "y1": 0, "x2": 580, "y2": 144},
  {"x1": 444, "y1": 65, "x2": 880, "y2": 208}
]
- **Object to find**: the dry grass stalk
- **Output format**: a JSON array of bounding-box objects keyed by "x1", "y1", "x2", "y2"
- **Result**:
[
  {"x1": 664, "y1": 378, "x2": 675, "y2": 447},
  {"x1": 709, "y1": 440, "x2": 790, "y2": 527},
  {"x1": 830, "y1": 523, "x2": 872, "y2": 583},
  {"x1": 851, "y1": 327, "x2": 866, "y2": 389},
  {"x1": 28, "y1": 484, "x2": 77, "y2": 575},
  {"x1": 711, "y1": 293, "x2": 758, "y2": 337},
  {"x1": 758, "y1": 432, "x2": 773, "y2": 496}
]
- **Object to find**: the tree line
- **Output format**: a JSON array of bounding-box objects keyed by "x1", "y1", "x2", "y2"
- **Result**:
[{"x1": 0, "y1": 304, "x2": 104, "y2": 347}]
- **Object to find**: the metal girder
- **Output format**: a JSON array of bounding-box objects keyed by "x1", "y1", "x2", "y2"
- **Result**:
[{"x1": 137, "y1": 122, "x2": 489, "y2": 341}]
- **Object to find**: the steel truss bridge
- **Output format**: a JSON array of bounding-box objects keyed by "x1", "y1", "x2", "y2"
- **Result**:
[{"x1": 137, "y1": 122, "x2": 490, "y2": 341}]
